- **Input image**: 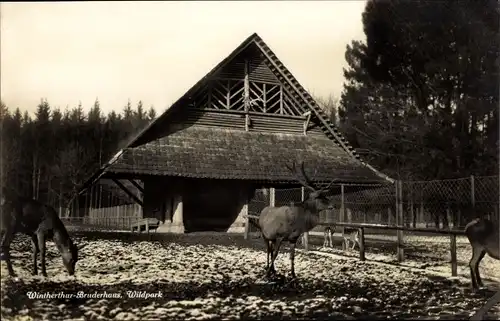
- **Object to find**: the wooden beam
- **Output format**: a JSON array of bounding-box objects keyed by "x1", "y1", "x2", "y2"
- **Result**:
[
  {"x1": 244, "y1": 59, "x2": 250, "y2": 131},
  {"x1": 111, "y1": 178, "x2": 143, "y2": 207},
  {"x1": 207, "y1": 82, "x2": 212, "y2": 109},
  {"x1": 303, "y1": 111, "x2": 312, "y2": 135},
  {"x1": 229, "y1": 85, "x2": 245, "y2": 101},
  {"x1": 263, "y1": 83, "x2": 267, "y2": 112},
  {"x1": 279, "y1": 86, "x2": 283, "y2": 114},
  {"x1": 281, "y1": 86, "x2": 308, "y2": 115},
  {"x1": 128, "y1": 179, "x2": 144, "y2": 194},
  {"x1": 396, "y1": 180, "x2": 405, "y2": 262},
  {"x1": 187, "y1": 107, "x2": 307, "y2": 120},
  {"x1": 226, "y1": 81, "x2": 231, "y2": 109},
  {"x1": 212, "y1": 76, "x2": 277, "y2": 86}
]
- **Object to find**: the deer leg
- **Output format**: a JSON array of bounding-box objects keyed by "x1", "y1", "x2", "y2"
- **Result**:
[
  {"x1": 351, "y1": 237, "x2": 357, "y2": 250},
  {"x1": 469, "y1": 247, "x2": 486, "y2": 290},
  {"x1": 268, "y1": 238, "x2": 283, "y2": 277},
  {"x1": 323, "y1": 228, "x2": 330, "y2": 247},
  {"x1": 37, "y1": 233, "x2": 47, "y2": 277},
  {"x1": 265, "y1": 239, "x2": 274, "y2": 273},
  {"x1": 328, "y1": 230, "x2": 333, "y2": 248},
  {"x1": 474, "y1": 250, "x2": 486, "y2": 288},
  {"x1": 31, "y1": 235, "x2": 40, "y2": 276},
  {"x1": 343, "y1": 237, "x2": 349, "y2": 251},
  {"x1": 1, "y1": 229, "x2": 16, "y2": 277}
]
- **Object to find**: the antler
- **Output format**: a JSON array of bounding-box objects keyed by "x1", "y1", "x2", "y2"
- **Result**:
[
  {"x1": 297, "y1": 162, "x2": 320, "y2": 191},
  {"x1": 321, "y1": 179, "x2": 338, "y2": 194},
  {"x1": 286, "y1": 161, "x2": 317, "y2": 191}
]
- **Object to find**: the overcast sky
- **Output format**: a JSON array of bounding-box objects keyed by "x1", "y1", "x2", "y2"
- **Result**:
[{"x1": 1, "y1": 1, "x2": 367, "y2": 116}]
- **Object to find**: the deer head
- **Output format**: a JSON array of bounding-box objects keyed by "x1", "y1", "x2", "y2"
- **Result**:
[
  {"x1": 61, "y1": 242, "x2": 87, "y2": 276},
  {"x1": 286, "y1": 161, "x2": 337, "y2": 210}
]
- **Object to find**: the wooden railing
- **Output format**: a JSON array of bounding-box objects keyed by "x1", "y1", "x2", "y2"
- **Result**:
[
  {"x1": 317, "y1": 222, "x2": 465, "y2": 277},
  {"x1": 243, "y1": 214, "x2": 465, "y2": 277}
]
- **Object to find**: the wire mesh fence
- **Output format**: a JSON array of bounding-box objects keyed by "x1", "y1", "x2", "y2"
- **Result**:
[
  {"x1": 62, "y1": 175, "x2": 498, "y2": 275},
  {"x1": 67, "y1": 175, "x2": 497, "y2": 233},
  {"x1": 244, "y1": 176, "x2": 498, "y2": 277}
]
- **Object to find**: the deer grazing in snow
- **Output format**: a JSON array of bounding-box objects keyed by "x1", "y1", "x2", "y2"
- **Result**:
[
  {"x1": 1, "y1": 195, "x2": 83, "y2": 277},
  {"x1": 249, "y1": 161, "x2": 337, "y2": 279},
  {"x1": 464, "y1": 217, "x2": 499, "y2": 290}
]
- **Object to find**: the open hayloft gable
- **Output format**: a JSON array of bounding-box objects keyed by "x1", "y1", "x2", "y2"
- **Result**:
[{"x1": 131, "y1": 37, "x2": 331, "y2": 146}]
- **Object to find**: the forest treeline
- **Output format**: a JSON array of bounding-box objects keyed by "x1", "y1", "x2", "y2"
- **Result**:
[
  {"x1": 1, "y1": 0, "x2": 498, "y2": 208},
  {"x1": 0, "y1": 99, "x2": 156, "y2": 207}
]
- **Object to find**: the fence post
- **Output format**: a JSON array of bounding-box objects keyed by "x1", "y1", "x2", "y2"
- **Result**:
[
  {"x1": 470, "y1": 175, "x2": 475, "y2": 210},
  {"x1": 108, "y1": 192, "x2": 112, "y2": 228},
  {"x1": 358, "y1": 227, "x2": 365, "y2": 261},
  {"x1": 450, "y1": 233, "x2": 457, "y2": 276},
  {"x1": 409, "y1": 183, "x2": 415, "y2": 228},
  {"x1": 396, "y1": 180, "x2": 405, "y2": 262},
  {"x1": 98, "y1": 185, "x2": 102, "y2": 209},
  {"x1": 341, "y1": 184, "x2": 346, "y2": 251},
  {"x1": 270, "y1": 188, "x2": 275, "y2": 207},
  {"x1": 90, "y1": 185, "x2": 94, "y2": 221},
  {"x1": 84, "y1": 192, "x2": 89, "y2": 218},
  {"x1": 244, "y1": 215, "x2": 250, "y2": 240},
  {"x1": 243, "y1": 197, "x2": 250, "y2": 240},
  {"x1": 301, "y1": 187, "x2": 309, "y2": 251}
]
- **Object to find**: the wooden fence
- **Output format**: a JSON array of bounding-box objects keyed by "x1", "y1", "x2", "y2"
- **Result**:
[{"x1": 62, "y1": 203, "x2": 142, "y2": 230}]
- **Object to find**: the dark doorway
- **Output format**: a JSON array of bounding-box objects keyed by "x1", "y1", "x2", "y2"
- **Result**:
[{"x1": 183, "y1": 181, "x2": 244, "y2": 232}]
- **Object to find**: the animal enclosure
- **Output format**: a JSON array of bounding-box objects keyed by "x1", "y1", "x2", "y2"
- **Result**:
[{"x1": 63, "y1": 175, "x2": 498, "y2": 232}]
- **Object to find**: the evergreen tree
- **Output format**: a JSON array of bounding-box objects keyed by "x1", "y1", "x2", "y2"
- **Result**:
[{"x1": 339, "y1": 0, "x2": 499, "y2": 179}]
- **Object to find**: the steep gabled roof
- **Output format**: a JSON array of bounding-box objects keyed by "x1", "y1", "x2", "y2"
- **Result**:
[{"x1": 80, "y1": 33, "x2": 393, "y2": 192}]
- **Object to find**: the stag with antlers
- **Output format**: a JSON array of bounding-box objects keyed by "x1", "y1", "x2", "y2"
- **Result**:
[
  {"x1": 1, "y1": 195, "x2": 83, "y2": 277},
  {"x1": 251, "y1": 161, "x2": 336, "y2": 279}
]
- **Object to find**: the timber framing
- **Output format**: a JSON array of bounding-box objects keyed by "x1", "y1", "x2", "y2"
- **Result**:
[
  {"x1": 303, "y1": 111, "x2": 312, "y2": 135},
  {"x1": 189, "y1": 78, "x2": 308, "y2": 115},
  {"x1": 128, "y1": 179, "x2": 144, "y2": 194},
  {"x1": 111, "y1": 178, "x2": 143, "y2": 206}
]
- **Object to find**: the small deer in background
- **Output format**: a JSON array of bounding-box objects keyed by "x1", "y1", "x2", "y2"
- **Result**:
[
  {"x1": 248, "y1": 161, "x2": 337, "y2": 279},
  {"x1": 464, "y1": 217, "x2": 499, "y2": 290},
  {"x1": 343, "y1": 227, "x2": 360, "y2": 251},
  {"x1": 1, "y1": 196, "x2": 84, "y2": 277},
  {"x1": 323, "y1": 226, "x2": 334, "y2": 247},
  {"x1": 322, "y1": 225, "x2": 360, "y2": 251}
]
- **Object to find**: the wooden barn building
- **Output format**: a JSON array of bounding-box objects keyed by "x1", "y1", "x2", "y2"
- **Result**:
[{"x1": 79, "y1": 33, "x2": 392, "y2": 233}]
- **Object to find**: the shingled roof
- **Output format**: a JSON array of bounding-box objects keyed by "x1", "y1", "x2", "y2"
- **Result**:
[
  {"x1": 80, "y1": 33, "x2": 393, "y2": 191},
  {"x1": 109, "y1": 126, "x2": 386, "y2": 184}
]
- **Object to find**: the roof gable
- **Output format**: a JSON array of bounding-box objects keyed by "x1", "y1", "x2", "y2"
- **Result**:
[
  {"x1": 80, "y1": 33, "x2": 393, "y2": 191},
  {"x1": 127, "y1": 34, "x2": 351, "y2": 150}
]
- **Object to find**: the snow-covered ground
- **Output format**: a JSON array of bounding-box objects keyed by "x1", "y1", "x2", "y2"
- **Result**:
[{"x1": 1, "y1": 233, "x2": 499, "y2": 320}]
